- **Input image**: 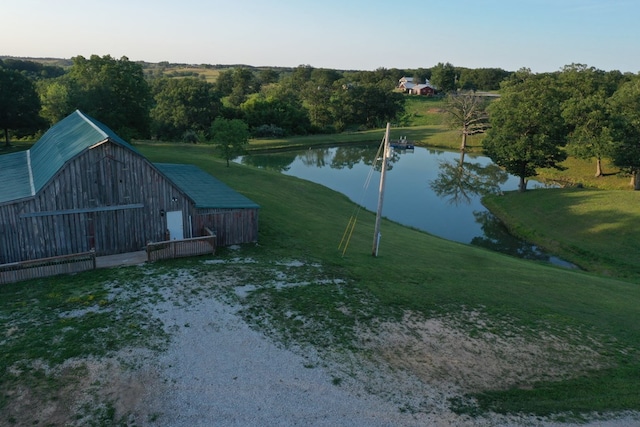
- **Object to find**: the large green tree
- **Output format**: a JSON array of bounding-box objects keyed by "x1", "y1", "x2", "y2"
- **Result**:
[
  {"x1": 257, "y1": 68, "x2": 280, "y2": 86},
  {"x1": 431, "y1": 62, "x2": 457, "y2": 93},
  {"x1": 330, "y1": 83, "x2": 404, "y2": 130},
  {"x1": 0, "y1": 68, "x2": 43, "y2": 147},
  {"x1": 225, "y1": 68, "x2": 261, "y2": 107},
  {"x1": 38, "y1": 79, "x2": 71, "y2": 125},
  {"x1": 241, "y1": 94, "x2": 310, "y2": 136},
  {"x1": 609, "y1": 76, "x2": 640, "y2": 190},
  {"x1": 288, "y1": 65, "x2": 314, "y2": 91},
  {"x1": 559, "y1": 64, "x2": 616, "y2": 177},
  {"x1": 150, "y1": 77, "x2": 221, "y2": 141},
  {"x1": 483, "y1": 71, "x2": 567, "y2": 192},
  {"x1": 214, "y1": 69, "x2": 235, "y2": 96},
  {"x1": 209, "y1": 117, "x2": 249, "y2": 167},
  {"x1": 302, "y1": 81, "x2": 333, "y2": 130},
  {"x1": 411, "y1": 68, "x2": 432, "y2": 86},
  {"x1": 562, "y1": 93, "x2": 614, "y2": 177},
  {"x1": 65, "y1": 55, "x2": 152, "y2": 139},
  {"x1": 300, "y1": 68, "x2": 342, "y2": 130},
  {"x1": 458, "y1": 68, "x2": 512, "y2": 91}
]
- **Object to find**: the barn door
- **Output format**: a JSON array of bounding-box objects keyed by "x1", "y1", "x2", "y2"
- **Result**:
[{"x1": 166, "y1": 211, "x2": 184, "y2": 240}]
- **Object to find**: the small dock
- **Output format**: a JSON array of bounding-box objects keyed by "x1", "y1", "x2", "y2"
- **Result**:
[{"x1": 390, "y1": 138, "x2": 415, "y2": 150}]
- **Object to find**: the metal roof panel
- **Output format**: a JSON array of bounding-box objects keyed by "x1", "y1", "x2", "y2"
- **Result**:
[
  {"x1": 29, "y1": 111, "x2": 108, "y2": 191},
  {"x1": 154, "y1": 163, "x2": 259, "y2": 209},
  {"x1": 0, "y1": 110, "x2": 141, "y2": 205},
  {"x1": 0, "y1": 151, "x2": 33, "y2": 204}
]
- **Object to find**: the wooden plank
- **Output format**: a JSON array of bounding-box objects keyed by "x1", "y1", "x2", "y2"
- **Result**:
[
  {"x1": 19, "y1": 203, "x2": 145, "y2": 218},
  {"x1": 146, "y1": 236, "x2": 215, "y2": 262},
  {"x1": 0, "y1": 250, "x2": 96, "y2": 285}
]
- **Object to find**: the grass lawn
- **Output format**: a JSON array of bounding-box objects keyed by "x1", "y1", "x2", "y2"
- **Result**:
[
  {"x1": 399, "y1": 95, "x2": 446, "y2": 126},
  {"x1": 136, "y1": 143, "x2": 640, "y2": 417},
  {"x1": 2, "y1": 127, "x2": 640, "y2": 422},
  {"x1": 484, "y1": 188, "x2": 640, "y2": 282},
  {"x1": 538, "y1": 156, "x2": 632, "y2": 190}
]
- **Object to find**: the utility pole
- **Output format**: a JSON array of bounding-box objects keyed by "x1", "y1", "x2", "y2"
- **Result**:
[{"x1": 372, "y1": 122, "x2": 391, "y2": 257}]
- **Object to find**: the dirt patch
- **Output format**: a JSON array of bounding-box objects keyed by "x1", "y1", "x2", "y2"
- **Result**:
[
  {"x1": 360, "y1": 310, "x2": 609, "y2": 393},
  {"x1": 2, "y1": 352, "x2": 159, "y2": 426}
]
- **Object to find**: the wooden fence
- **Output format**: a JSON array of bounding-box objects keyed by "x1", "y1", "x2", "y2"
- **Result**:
[
  {"x1": 1, "y1": 231, "x2": 216, "y2": 285},
  {"x1": 0, "y1": 250, "x2": 96, "y2": 285},
  {"x1": 146, "y1": 234, "x2": 216, "y2": 262}
]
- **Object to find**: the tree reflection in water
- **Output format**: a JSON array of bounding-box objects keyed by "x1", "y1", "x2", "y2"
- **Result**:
[
  {"x1": 330, "y1": 145, "x2": 400, "y2": 171},
  {"x1": 236, "y1": 145, "x2": 575, "y2": 267},
  {"x1": 430, "y1": 151, "x2": 558, "y2": 262},
  {"x1": 239, "y1": 145, "x2": 396, "y2": 172},
  {"x1": 430, "y1": 151, "x2": 508, "y2": 205},
  {"x1": 471, "y1": 211, "x2": 554, "y2": 262},
  {"x1": 300, "y1": 147, "x2": 331, "y2": 168},
  {"x1": 240, "y1": 151, "x2": 298, "y2": 172}
]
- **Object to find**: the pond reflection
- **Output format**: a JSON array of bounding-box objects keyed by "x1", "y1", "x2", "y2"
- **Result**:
[
  {"x1": 237, "y1": 145, "x2": 573, "y2": 266},
  {"x1": 241, "y1": 151, "x2": 298, "y2": 171},
  {"x1": 430, "y1": 151, "x2": 508, "y2": 205}
]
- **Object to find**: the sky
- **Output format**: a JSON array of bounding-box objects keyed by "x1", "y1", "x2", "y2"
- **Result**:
[{"x1": 3, "y1": 0, "x2": 640, "y2": 73}]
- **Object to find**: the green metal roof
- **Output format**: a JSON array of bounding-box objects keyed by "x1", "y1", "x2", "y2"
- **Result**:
[
  {"x1": 0, "y1": 111, "x2": 258, "y2": 210},
  {"x1": 29, "y1": 110, "x2": 139, "y2": 191},
  {"x1": 0, "y1": 151, "x2": 32, "y2": 203},
  {"x1": 154, "y1": 163, "x2": 260, "y2": 209},
  {"x1": 0, "y1": 110, "x2": 139, "y2": 204}
]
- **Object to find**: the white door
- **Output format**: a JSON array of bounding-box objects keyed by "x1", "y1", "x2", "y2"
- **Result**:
[{"x1": 166, "y1": 211, "x2": 184, "y2": 240}]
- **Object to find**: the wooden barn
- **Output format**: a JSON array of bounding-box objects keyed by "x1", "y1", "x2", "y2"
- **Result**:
[
  {"x1": 0, "y1": 110, "x2": 259, "y2": 265},
  {"x1": 410, "y1": 83, "x2": 436, "y2": 96}
]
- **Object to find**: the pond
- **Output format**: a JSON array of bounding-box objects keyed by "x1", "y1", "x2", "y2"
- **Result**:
[{"x1": 237, "y1": 145, "x2": 575, "y2": 267}]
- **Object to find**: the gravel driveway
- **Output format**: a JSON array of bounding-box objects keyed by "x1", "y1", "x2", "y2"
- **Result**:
[
  {"x1": 144, "y1": 295, "x2": 435, "y2": 426},
  {"x1": 132, "y1": 279, "x2": 638, "y2": 427}
]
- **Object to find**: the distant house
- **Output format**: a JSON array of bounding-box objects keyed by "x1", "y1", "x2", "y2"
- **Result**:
[
  {"x1": 398, "y1": 76, "x2": 415, "y2": 92},
  {"x1": 0, "y1": 110, "x2": 259, "y2": 264},
  {"x1": 410, "y1": 82, "x2": 436, "y2": 96},
  {"x1": 399, "y1": 77, "x2": 436, "y2": 95}
]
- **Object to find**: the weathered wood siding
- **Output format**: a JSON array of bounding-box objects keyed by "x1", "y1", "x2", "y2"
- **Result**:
[
  {"x1": 194, "y1": 208, "x2": 259, "y2": 246},
  {"x1": 0, "y1": 141, "x2": 193, "y2": 263}
]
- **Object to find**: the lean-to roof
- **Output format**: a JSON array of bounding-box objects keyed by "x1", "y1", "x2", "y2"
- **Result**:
[{"x1": 154, "y1": 163, "x2": 259, "y2": 209}]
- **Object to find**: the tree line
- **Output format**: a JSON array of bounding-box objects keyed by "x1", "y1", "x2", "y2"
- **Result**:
[
  {"x1": 0, "y1": 55, "x2": 510, "y2": 145},
  {"x1": 2, "y1": 56, "x2": 639, "y2": 189},
  {"x1": 443, "y1": 65, "x2": 640, "y2": 191}
]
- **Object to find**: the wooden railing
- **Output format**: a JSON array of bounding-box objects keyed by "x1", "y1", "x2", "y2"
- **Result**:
[
  {"x1": 0, "y1": 250, "x2": 96, "y2": 285},
  {"x1": 146, "y1": 234, "x2": 216, "y2": 262}
]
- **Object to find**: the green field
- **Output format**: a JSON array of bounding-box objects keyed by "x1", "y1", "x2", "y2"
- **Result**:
[
  {"x1": 141, "y1": 143, "x2": 640, "y2": 419},
  {"x1": 2, "y1": 123, "x2": 640, "y2": 423},
  {"x1": 161, "y1": 66, "x2": 222, "y2": 82}
]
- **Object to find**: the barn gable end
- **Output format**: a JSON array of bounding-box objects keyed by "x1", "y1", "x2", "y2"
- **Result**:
[{"x1": 0, "y1": 111, "x2": 259, "y2": 264}]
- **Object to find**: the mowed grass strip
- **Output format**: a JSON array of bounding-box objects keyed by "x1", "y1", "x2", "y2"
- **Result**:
[
  {"x1": 539, "y1": 156, "x2": 632, "y2": 190},
  {"x1": 484, "y1": 188, "x2": 640, "y2": 282}
]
